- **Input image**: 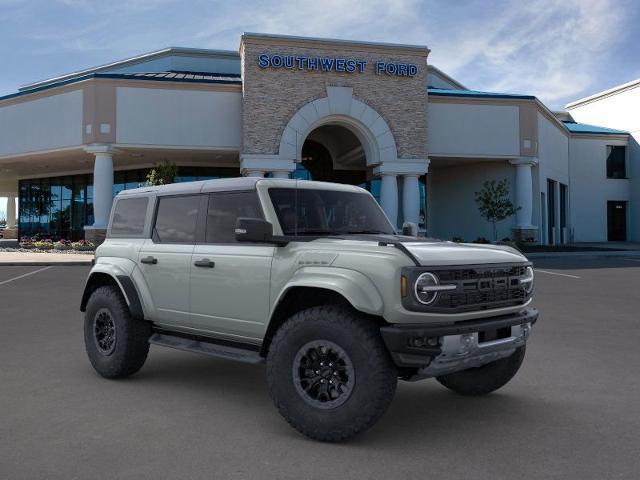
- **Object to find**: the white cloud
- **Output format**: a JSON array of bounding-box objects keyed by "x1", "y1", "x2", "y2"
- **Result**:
[{"x1": 4, "y1": 0, "x2": 635, "y2": 109}]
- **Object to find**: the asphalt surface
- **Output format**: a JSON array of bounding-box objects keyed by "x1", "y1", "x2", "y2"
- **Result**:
[{"x1": 1, "y1": 258, "x2": 639, "y2": 479}]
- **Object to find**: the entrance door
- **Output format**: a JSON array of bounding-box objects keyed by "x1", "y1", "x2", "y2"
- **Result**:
[
  {"x1": 607, "y1": 201, "x2": 627, "y2": 241},
  {"x1": 189, "y1": 191, "x2": 274, "y2": 342}
]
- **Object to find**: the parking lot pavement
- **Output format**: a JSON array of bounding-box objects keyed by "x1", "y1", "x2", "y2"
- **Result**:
[{"x1": 1, "y1": 259, "x2": 639, "y2": 480}]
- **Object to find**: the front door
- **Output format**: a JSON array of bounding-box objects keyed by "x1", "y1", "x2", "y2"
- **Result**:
[
  {"x1": 607, "y1": 201, "x2": 627, "y2": 241},
  {"x1": 138, "y1": 194, "x2": 201, "y2": 325},
  {"x1": 189, "y1": 191, "x2": 274, "y2": 342}
]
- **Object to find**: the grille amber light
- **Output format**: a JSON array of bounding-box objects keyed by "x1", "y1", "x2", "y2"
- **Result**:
[{"x1": 401, "y1": 276, "x2": 408, "y2": 297}]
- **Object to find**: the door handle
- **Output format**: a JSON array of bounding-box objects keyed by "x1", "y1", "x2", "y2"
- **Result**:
[
  {"x1": 194, "y1": 258, "x2": 215, "y2": 268},
  {"x1": 140, "y1": 256, "x2": 158, "y2": 265}
]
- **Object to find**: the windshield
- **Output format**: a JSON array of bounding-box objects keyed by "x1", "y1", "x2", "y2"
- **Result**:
[{"x1": 268, "y1": 187, "x2": 395, "y2": 236}]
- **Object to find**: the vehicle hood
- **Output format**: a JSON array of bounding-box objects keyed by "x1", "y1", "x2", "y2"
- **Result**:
[{"x1": 402, "y1": 241, "x2": 528, "y2": 266}]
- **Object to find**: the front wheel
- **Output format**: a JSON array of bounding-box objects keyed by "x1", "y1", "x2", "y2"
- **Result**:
[
  {"x1": 266, "y1": 305, "x2": 397, "y2": 442},
  {"x1": 436, "y1": 346, "x2": 526, "y2": 396}
]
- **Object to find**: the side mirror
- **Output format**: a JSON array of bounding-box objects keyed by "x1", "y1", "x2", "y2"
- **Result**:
[
  {"x1": 235, "y1": 217, "x2": 274, "y2": 243},
  {"x1": 402, "y1": 222, "x2": 418, "y2": 237}
]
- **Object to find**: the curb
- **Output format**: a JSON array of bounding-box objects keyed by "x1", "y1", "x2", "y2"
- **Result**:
[{"x1": 526, "y1": 250, "x2": 640, "y2": 259}]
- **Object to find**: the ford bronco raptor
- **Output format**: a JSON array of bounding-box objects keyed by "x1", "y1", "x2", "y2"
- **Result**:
[{"x1": 81, "y1": 178, "x2": 537, "y2": 441}]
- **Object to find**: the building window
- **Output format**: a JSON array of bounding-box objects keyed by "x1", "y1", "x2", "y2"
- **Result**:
[{"x1": 606, "y1": 146, "x2": 626, "y2": 179}]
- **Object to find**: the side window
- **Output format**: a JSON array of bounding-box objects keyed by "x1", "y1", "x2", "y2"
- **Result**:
[
  {"x1": 206, "y1": 191, "x2": 263, "y2": 243},
  {"x1": 606, "y1": 146, "x2": 626, "y2": 179},
  {"x1": 153, "y1": 195, "x2": 200, "y2": 244},
  {"x1": 110, "y1": 197, "x2": 148, "y2": 236}
]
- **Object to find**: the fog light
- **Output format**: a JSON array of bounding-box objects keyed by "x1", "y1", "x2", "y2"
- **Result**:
[
  {"x1": 458, "y1": 334, "x2": 474, "y2": 355},
  {"x1": 408, "y1": 336, "x2": 439, "y2": 348}
]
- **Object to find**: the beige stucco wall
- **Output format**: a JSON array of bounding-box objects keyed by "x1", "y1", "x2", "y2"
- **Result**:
[{"x1": 240, "y1": 35, "x2": 429, "y2": 160}]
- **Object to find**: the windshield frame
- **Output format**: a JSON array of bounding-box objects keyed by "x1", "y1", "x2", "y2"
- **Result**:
[{"x1": 266, "y1": 185, "x2": 396, "y2": 237}]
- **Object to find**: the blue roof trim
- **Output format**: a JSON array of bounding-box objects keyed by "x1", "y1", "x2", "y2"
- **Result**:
[
  {"x1": 562, "y1": 121, "x2": 628, "y2": 135},
  {"x1": 0, "y1": 72, "x2": 242, "y2": 102},
  {"x1": 428, "y1": 87, "x2": 536, "y2": 100}
]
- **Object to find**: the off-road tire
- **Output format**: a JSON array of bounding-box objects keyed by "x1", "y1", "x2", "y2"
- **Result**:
[
  {"x1": 436, "y1": 346, "x2": 526, "y2": 396},
  {"x1": 266, "y1": 305, "x2": 397, "y2": 442},
  {"x1": 84, "y1": 285, "x2": 151, "y2": 379}
]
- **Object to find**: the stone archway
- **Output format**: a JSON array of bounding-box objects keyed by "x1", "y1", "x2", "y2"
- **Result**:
[{"x1": 278, "y1": 86, "x2": 398, "y2": 166}]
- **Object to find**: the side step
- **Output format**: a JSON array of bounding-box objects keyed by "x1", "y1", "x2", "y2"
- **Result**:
[{"x1": 149, "y1": 332, "x2": 264, "y2": 364}]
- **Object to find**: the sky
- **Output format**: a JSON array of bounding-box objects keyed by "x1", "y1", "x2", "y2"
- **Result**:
[{"x1": 1, "y1": 0, "x2": 639, "y2": 216}]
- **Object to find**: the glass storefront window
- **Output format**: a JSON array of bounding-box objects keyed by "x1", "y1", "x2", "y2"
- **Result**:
[{"x1": 18, "y1": 166, "x2": 240, "y2": 240}]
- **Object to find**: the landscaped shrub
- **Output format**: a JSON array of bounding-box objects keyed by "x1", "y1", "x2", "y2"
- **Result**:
[
  {"x1": 472, "y1": 237, "x2": 490, "y2": 244},
  {"x1": 71, "y1": 240, "x2": 96, "y2": 251},
  {"x1": 53, "y1": 239, "x2": 72, "y2": 250},
  {"x1": 451, "y1": 236, "x2": 464, "y2": 243},
  {"x1": 33, "y1": 239, "x2": 54, "y2": 250}
]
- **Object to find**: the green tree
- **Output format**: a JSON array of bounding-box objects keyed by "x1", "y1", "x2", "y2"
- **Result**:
[
  {"x1": 474, "y1": 179, "x2": 520, "y2": 241},
  {"x1": 146, "y1": 160, "x2": 178, "y2": 186}
]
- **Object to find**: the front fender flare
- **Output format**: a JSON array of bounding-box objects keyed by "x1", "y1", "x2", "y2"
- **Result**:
[
  {"x1": 275, "y1": 267, "x2": 384, "y2": 315},
  {"x1": 80, "y1": 262, "x2": 144, "y2": 320}
]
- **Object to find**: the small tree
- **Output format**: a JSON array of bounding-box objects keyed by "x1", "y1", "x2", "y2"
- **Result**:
[
  {"x1": 146, "y1": 160, "x2": 178, "y2": 186},
  {"x1": 474, "y1": 179, "x2": 520, "y2": 241}
]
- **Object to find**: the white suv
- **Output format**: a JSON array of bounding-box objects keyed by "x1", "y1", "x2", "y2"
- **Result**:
[{"x1": 81, "y1": 177, "x2": 537, "y2": 441}]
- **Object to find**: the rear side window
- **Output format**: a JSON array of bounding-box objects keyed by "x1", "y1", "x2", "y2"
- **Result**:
[
  {"x1": 153, "y1": 195, "x2": 200, "y2": 244},
  {"x1": 206, "y1": 191, "x2": 263, "y2": 243},
  {"x1": 110, "y1": 197, "x2": 148, "y2": 236}
]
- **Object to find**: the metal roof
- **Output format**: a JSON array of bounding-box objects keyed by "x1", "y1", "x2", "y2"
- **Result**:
[
  {"x1": 428, "y1": 87, "x2": 536, "y2": 100},
  {"x1": 0, "y1": 71, "x2": 241, "y2": 103},
  {"x1": 562, "y1": 121, "x2": 628, "y2": 135},
  {"x1": 19, "y1": 47, "x2": 240, "y2": 92}
]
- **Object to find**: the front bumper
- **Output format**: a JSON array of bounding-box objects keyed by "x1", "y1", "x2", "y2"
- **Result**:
[{"x1": 380, "y1": 308, "x2": 538, "y2": 379}]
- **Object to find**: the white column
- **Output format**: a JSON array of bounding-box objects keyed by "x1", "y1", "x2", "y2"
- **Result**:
[
  {"x1": 510, "y1": 158, "x2": 537, "y2": 229},
  {"x1": 6, "y1": 195, "x2": 16, "y2": 229},
  {"x1": 379, "y1": 173, "x2": 398, "y2": 227},
  {"x1": 402, "y1": 174, "x2": 421, "y2": 226},
  {"x1": 271, "y1": 171, "x2": 290, "y2": 179},
  {"x1": 85, "y1": 145, "x2": 116, "y2": 229},
  {"x1": 245, "y1": 170, "x2": 265, "y2": 178}
]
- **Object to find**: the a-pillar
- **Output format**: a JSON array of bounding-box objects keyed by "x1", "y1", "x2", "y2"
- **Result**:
[
  {"x1": 84, "y1": 145, "x2": 118, "y2": 244},
  {"x1": 509, "y1": 157, "x2": 538, "y2": 242}
]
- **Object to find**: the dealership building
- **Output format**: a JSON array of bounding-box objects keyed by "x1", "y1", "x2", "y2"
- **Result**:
[{"x1": 0, "y1": 33, "x2": 636, "y2": 243}]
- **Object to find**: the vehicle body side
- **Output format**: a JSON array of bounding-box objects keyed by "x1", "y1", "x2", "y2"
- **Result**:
[{"x1": 82, "y1": 178, "x2": 533, "y2": 351}]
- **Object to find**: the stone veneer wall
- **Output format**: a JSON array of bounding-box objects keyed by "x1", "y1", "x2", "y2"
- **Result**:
[{"x1": 240, "y1": 36, "x2": 429, "y2": 160}]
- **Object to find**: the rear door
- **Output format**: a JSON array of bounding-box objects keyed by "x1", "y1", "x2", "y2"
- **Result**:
[
  {"x1": 138, "y1": 194, "x2": 202, "y2": 326},
  {"x1": 189, "y1": 191, "x2": 274, "y2": 341}
]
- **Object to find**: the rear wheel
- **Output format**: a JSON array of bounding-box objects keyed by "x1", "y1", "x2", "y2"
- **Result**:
[
  {"x1": 266, "y1": 305, "x2": 397, "y2": 442},
  {"x1": 436, "y1": 346, "x2": 526, "y2": 396},
  {"x1": 84, "y1": 285, "x2": 151, "y2": 379}
]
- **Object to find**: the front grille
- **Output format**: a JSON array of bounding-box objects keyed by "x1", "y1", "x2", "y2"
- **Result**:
[
  {"x1": 402, "y1": 263, "x2": 531, "y2": 313},
  {"x1": 433, "y1": 265, "x2": 528, "y2": 312}
]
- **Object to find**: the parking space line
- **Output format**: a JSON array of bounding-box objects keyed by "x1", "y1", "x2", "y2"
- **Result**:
[
  {"x1": 534, "y1": 269, "x2": 581, "y2": 279},
  {"x1": 623, "y1": 258, "x2": 640, "y2": 262},
  {"x1": 0, "y1": 266, "x2": 52, "y2": 286}
]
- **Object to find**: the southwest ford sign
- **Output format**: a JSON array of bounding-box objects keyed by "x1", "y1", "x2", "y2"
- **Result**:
[{"x1": 257, "y1": 54, "x2": 418, "y2": 77}]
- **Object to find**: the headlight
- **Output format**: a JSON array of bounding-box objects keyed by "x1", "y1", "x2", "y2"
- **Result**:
[
  {"x1": 414, "y1": 272, "x2": 456, "y2": 305},
  {"x1": 521, "y1": 266, "x2": 534, "y2": 295}
]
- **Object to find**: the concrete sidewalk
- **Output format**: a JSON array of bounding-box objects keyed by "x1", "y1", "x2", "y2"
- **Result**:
[{"x1": 0, "y1": 251, "x2": 94, "y2": 266}]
